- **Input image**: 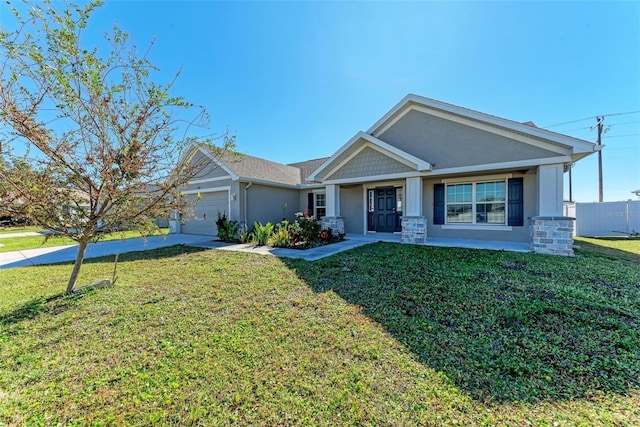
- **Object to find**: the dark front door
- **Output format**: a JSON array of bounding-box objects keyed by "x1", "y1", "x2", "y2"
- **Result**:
[{"x1": 376, "y1": 188, "x2": 397, "y2": 232}]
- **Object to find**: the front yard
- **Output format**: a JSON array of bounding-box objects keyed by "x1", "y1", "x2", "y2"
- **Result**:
[{"x1": 0, "y1": 240, "x2": 638, "y2": 425}]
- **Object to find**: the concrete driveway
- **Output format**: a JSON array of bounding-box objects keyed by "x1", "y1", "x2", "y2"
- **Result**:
[{"x1": 0, "y1": 234, "x2": 217, "y2": 269}]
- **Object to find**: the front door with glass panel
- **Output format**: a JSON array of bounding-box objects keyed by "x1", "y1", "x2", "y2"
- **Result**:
[{"x1": 367, "y1": 187, "x2": 402, "y2": 232}]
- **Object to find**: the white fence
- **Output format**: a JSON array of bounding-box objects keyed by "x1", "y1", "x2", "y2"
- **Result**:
[{"x1": 575, "y1": 200, "x2": 640, "y2": 237}]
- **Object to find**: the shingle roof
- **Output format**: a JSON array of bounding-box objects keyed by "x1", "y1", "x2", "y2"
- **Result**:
[
  {"x1": 222, "y1": 153, "x2": 303, "y2": 186},
  {"x1": 288, "y1": 158, "x2": 330, "y2": 183}
]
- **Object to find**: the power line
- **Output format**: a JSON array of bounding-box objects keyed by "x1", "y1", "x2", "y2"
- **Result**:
[
  {"x1": 543, "y1": 117, "x2": 593, "y2": 128},
  {"x1": 607, "y1": 120, "x2": 640, "y2": 127},
  {"x1": 558, "y1": 125, "x2": 592, "y2": 133},
  {"x1": 602, "y1": 133, "x2": 640, "y2": 139},
  {"x1": 601, "y1": 110, "x2": 640, "y2": 118},
  {"x1": 543, "y1": 110, "x2": 640, "y2": 128}
]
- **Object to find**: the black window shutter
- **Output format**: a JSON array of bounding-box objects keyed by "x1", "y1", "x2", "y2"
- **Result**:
[
  {"x1": 307, "y1": 193, "x2": 314, "y2": 216},
  {"x1": 433, "y1": 183, "x2": 445, "y2": 225},
  {"x1": 507, "y1": 177, "x2": 524, "y2": 226}
]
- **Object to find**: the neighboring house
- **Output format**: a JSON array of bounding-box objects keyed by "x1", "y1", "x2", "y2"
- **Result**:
[{"x1": 176, "y1": 94, "x2": 600, "y2": 255}]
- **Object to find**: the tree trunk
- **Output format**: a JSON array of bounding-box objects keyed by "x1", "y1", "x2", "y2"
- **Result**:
[{"x1": 65, "y1": 240, "x2": 88, "y2": 295}]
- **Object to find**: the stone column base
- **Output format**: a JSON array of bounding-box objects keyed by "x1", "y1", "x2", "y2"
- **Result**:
[
  {"x1": 320, "y1": 216, "x2": 345, "y2": 236},
  {"x1": 530, "y1": 216, "x2": 575, "y2": 256},
  {"x1": 401, "y1": 216, "x2": 427, "y2": 244}
]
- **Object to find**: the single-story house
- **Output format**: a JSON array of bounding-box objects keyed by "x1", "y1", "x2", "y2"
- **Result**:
[{"x1": 175, "y1": 94, "x2": 600, "y2": 255}]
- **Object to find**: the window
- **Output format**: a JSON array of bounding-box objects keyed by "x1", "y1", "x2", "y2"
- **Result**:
[
  {"x1": 315, "y1": 192, "x2": 326, "y2": 219},
  {"x1": 396, "y1": 188, "x2": 403, "y2": 212},
  {"x1": 446, "y1": 181, "x2": 506, "y2": 224},
  {"x1": 368, "y1": 190, "x2": 375, "y2": 213}
]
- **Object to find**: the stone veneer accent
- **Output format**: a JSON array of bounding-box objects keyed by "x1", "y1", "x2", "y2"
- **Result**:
[
  {"x1": 320, "y1": 216, "x2": 345, "y2": 236},
  {"x1": 401, "y1": 216, "x2": 427, "y2": 244},
  {"x1": 530, "y1": 216, "x2": 575, "y2": 256}
]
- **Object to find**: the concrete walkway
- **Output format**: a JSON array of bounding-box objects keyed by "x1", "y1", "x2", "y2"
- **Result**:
[{"x1": 1, "y1": 232, "x2": 531, "y2": 270}]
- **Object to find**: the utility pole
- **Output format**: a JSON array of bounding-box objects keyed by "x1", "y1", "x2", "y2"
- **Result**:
[{"x1": 591, "y1": 116, "x2": 604, "y2": 202}]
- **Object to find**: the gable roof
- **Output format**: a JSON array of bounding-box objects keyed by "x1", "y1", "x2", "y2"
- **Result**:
[
  {"x1": 187, "y1": 95, "x2": 599, "y2": 189},
  {"x1": 192, "y1": 144, "x2": 331, "y2": 187},
  {"x1": 308, "y1": 131, "x2": 432, "y2": 182},
  {"x1": 367, "y1": 94, "x2": 598, "y2": 161},
  {"x1": 308, "y1": 95, "x2": 599, "y2": 183}
]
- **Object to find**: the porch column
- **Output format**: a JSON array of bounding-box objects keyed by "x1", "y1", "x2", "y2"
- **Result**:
[
  {"x1": 401, "y1": 177, "x2": 427, "y2": 244},
  {"x1": 321, "y1": 184, "x2": 344, "y2": 235},
  {"x1": 325, "y1": 184, "x2": 340, "y2": 217},
  {"x1": 530, "y1": 163, "x2": 575, "y2": 256},
  {"x1": 537, "y1": 163, "x2": 564, "y2": 216}
]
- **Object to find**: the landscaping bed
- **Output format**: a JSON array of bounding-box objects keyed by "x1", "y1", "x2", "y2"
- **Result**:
[{"x1": 216, "y1": 211, "x2": 345, "y2": 249}]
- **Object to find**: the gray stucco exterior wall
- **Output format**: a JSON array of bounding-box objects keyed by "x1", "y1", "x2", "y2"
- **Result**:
[
  {"x1": 244, "y1": 183, "x2": 300, "y2": 227},
  {"x1": 340, "y1": 186, "x2": 364, "y2": 234}
]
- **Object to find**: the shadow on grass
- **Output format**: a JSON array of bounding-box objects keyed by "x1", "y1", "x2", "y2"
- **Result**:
[
  {"x1": 1, "y1": 246, "x2": 208, "y2": 326},
  {"x1": 283, "y1": 242, "x2": 640, "y2": 404},
  {"x1": 77, "y1": 244, "x2": 208, "y2": 265},
  {"x1": 0, "y1": 294, "x2": 66, "y2": 326}
]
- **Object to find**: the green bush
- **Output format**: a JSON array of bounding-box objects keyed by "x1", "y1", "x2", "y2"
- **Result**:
[
  {"x1": 295, "y1": 211, "x2": 320, "y2": 248},
  {"x1": 252, "y1": 221, "x2": 274, "y2": 246},
  {"x1": 238, "y1": 226, "x2": 253, "y2": 244},
  {"x1": 270, "y1": 220, "x2": 293, "y2": 248},
  {"x1": 216, "y1": 212, "x2": 239, "y2": 243}
]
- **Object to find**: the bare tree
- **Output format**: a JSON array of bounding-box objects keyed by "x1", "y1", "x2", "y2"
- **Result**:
[{"x1": 0, "y1": 0, "x2": 234, "y2": 293}]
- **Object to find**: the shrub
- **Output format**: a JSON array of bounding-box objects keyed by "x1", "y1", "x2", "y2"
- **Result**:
[
  {"x1": 252, "y1": 221, "x2": 274, "y2": 246},
  {"x1": 270, "y1": 220, "x2": 293, "y2": 248},
  {"x1": 216, "y1": 212, "x2": 240, "y2": 243},
  {"x1": 238, "y1": 226, "x2": 253, "y2": 244},
  {"x1": 295, "y1": 211, "x2": 320, "y2": 248},
  {"x1": 319, "y1": 227, "x2": 332, "y2": 243}
]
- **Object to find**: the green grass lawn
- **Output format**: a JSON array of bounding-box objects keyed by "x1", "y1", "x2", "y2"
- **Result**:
[
  {"x1": 0, "y1": 240, "x2": 638, "y2": 425},
  {"x1": 0, "y1": 228, "x2": 169, "y2": 253}
]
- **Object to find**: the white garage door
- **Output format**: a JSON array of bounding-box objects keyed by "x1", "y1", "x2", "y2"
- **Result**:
[{"x1": 181, "y1": 190, "x2": 229, "y2": 236}]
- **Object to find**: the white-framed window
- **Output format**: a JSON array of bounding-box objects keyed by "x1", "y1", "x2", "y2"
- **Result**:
[
  {"x1": 315, "y1": 192, "x2": 326, "y2": 219},
  {"x1": 446, "y1": 180, "x2": 506, "y2": 225}
]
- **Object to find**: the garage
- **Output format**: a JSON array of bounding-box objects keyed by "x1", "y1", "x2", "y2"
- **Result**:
[{"x1": 181, "y1": 189, "x2": 230, "y2": 236}]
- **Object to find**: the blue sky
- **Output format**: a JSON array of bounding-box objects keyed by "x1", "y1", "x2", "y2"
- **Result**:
[{"x1": 5, "y1": 1, "x2": 640, "y2": 202}]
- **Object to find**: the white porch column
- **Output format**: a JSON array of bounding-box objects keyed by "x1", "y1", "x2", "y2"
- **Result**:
[
  {"x1": 321, "y1": 184, "x2": 344, "y2": 235},
  {"x1": 537, "y1": 164, "x2": 564, "y2": 216},
  {"x1": 402, "y1": 177, "x2": 427, "y2": 244},
  {"x1": 531, "y1": 163, "x2": 575, "y2": 256},
  {"x1": 405, "y1": 177, "x2": 423, "y2": 216},
  {"x1": 325, "y1": 184, "x2": 340, "y2": 217}
]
